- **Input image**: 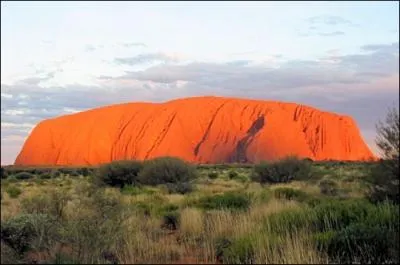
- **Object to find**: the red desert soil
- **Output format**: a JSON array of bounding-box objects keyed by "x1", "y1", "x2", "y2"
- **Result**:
[{"x1": 15, "y1": 96, "x2": 376, "y2": 166}]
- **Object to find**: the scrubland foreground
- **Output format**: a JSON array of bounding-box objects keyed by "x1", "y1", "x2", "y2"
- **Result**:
[{"x1": 1, "y1": 157, "x2": 399, "y2": 264}]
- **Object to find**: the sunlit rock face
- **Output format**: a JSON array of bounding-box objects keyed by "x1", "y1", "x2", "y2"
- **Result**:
[{"x1": 15, "y1": 96, "x2": 376, "y2": 166}]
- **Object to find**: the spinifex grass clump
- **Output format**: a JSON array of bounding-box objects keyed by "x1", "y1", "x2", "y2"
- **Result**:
[{"x1": 194, "y1": 192, "x2": 251, "y2": 211}]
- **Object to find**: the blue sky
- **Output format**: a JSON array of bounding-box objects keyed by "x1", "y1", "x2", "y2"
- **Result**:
[{"x1": 1, "y1": 1, "x2": 399, "y2": 164}]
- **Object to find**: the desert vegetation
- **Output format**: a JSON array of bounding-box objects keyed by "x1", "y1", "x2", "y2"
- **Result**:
[
  {"x1": 1, "y1": 108, "x2": 399, "y2": 264},
  {"x1": 1, "y1": 157, "x2": 398, "y2": 264}
]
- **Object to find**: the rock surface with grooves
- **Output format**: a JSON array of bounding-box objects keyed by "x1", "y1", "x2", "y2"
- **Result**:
[{"x1": 15, "y1": 96, "x2": 376, "y2": 166}]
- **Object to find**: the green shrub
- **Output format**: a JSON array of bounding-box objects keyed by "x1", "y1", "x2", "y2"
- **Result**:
[
  {"x1": 312, "y1": 199, "x2": 399, "y2": 231},
  {"x1": 121, "y1": 185, "x2": 143, "y2": 196},
  {"x1": 161, "y1": 211, "x2": 180, "y2": 230},
  {"x1": 7, "y1": 176, "x2": 18, "y2": 183},
  {"x1": 215, "y1": 237, "x2": 232, "y2": 263},
  {"x1": 59, "y1": 192, "x2": 125, "y2": 264},
  {"x1": 120, "y1": 185, "x2": 155, "y2": 196},
  {"x1": 51, "y1": 169, "x2": 61, "y2": 178},
  {"x1": 21, "y1": 195, "x2": 51, "y2": 215},
  {"x1": 257, "y1": 189, "x2": 273, "y2": 204},
  {"x1": 273, "y1": 187, "x2": 309, "y2": 202},
  {"x1": 21, "y1": 190, "x2": 70, "y2": 220},
  {"x1": 317, "y1": 223, "x2": 399, "y2": 264},
  {"x1": 96, "y1": 160, "x2": 143, "y2": 188},
  {"x1": 58, "y1": 168, "x2": 74, "y2": 175},
  {"x1": 52, "y1": 253, "x2": 82, "y2": 264},
  {"x1": 138, "y1": 156, "x2": 197, "y2": 185},
  {"x1": 232, "y1": 174, "x2": 249, "y2": 183},
  {"x1": 166, "y1": 182, "x2": 194, "y2": 194},
  {"x1": 367, "y1": 160, "x2": 399, "y2": 204},
  {"x1": 368, "y1": 106, "x2": 399, "y2": 204},
  {"x1": 68, "y1": 170, "x2": 81, "y2": 177},
  {"x1": 319, "y1": 179, "x2": 339, "y2": 196},
  {"x1": 311, "y1": 199, "x2": 373, "y2": 231},
  {"x1": 265, "y1": 208, "x2": 312, "y2": 234},
  {"x1": 1, "y1": 241, "x2": 19, "y2": 264},
  {"x1": 252, "y1": 156, "x2": 311, "y2": 184},
  {"x1": 6, "y1": 186, "x2": 22, "y2": 198},
  {"x1": 264, "y1": 198, "x2": 399, "y2": 263},
  {"x1": 208, "y1": 171, "x2": 219, "y2": 179},
  {"x1": 266, "y1": 199, "x2": 399, "y2": 233},
  {"x1": 0, "y1": 213, "x2": 57, "y2": 255},
  {"x1": 39, "y1": 173, "x2": 52, "y2": 179},
  {"x1": 132, "y1": 201, "x2": 153, "y2": 217},
  {"x1": 1, "y1": 167, "x2": 8, "y2": 179},
  {"x1": 57, "y1": 189, "x2": 125, "y2": 263},
  {"x1": 1, "y1": 214, "x2": 36, "y2": 254},
  {"x1": 228, "y1": 170, "x2": 238, "y2": 179},
  {"x1": 14, "y1": 172, "x2": 34, "y2": 180},
  {"x1": 77, "y1": 167, "x2": 91, "y2": 177},
  {"x1": 195, "y1": 192, "x2": 251, "y2": 211},
  {"x1": 217, "y1": 236, "x2": 255, "y2": 264}
]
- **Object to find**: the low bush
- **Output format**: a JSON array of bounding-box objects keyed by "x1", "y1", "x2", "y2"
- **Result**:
[
  {"x1": 161, "y1": 212, "x2": 180, "y2": 231},
  {"x1": 0, "y1": 213, "x2": 58, "y2": 255},
  {"x1": 217, "y1": 236, "x2": 255, "y2": 264},
  {"x1": 252, "y1": 156, "x2": 311, "y2": 184},
  {"x1": 120, "y1": 185, "x2": 155, "y2": 196},
  {"x1": 319, "y1": 179, "x2": 339, "y2": 196},
  {"x1": 265, "y1": 198, "x2": 399, "y2": 235},
  {"x1": 1, "y1": 214, "x2": 37, "y2": 255},
  {"x1": 367, "y1": 160, "x2": 399, "y2": 204},
  {"x1": 6, "y1": 186, "x2": 22, "y2": 198},
  {"x1": 14, "y1": 172, "x2": 35, "y2": 180},
  {"x1": 315, "y1": 223, "x2": 399, "y2": 264},
  {"x1": 7, "y1": 176, "x2": 18, "y2": 183},
  {"x1": 51, "y1": 169, "x2": 62, "y2": 178},
  {"x1": 120, "y1": 185, "x2": 144, "y2": 196},
  {"x1": 39, "y1": 173, "x2": 52, "y2": 179},
  {"x1": 51, "y1": 253, "x2": 83, "y2": 264},
  {"x1": 1, "y1": 241, "x2": 19, "y2": 264},
  {"x1": 232, "y1": 174, "x2": 249, "y2": 183},
  {"x1": 228, "y1": 170, "x2": 239, "y2": 179},
  {"x1": 68, "y1": 170, "x2": 81, "y2": 177},
  {"x1": 215, "y1": 237, "x2": 232, "y2": 263},
  {"x1": 195, "y1": 192, "x2": 251, "y2": 211},
  {"x1": 77, "y1": 167, "x2": 92, "y2": 177},
  {"x1": 265, "y1": 207, "x2": 311, "y2": 234},
  {"x1": 166, "y1": 182, "x2": 194, "y2": 194},
  {"x1": 208, "y1": 171, "x2": 219, "y2": 179},
  {"x1": 56, "y1": 190, "x2": 126, "y2": 263},
  {"x1": 21, "y1": 190, "x2": 70, "y2": 220},
  {"x1": 1, "y1": 167, "x2": 8, "y2": 179},
  {"x1": 273, "y1": 187, "x2": 309, "y2": 202},
  {"x1": 138, "y1": 156, "x2": 197, "y2": 185},
  {"x1": 311, "y1": 199, "x2": 376, "y2": 231},
  {"x1": 96, "y1": 160, "x2": 143, "y2": 188}
]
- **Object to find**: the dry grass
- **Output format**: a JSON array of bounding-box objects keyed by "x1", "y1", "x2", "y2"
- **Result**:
[
  {"x1": 249, "y1": 198, "x2": 302, "y2": 221},
  {"x1": 196, "y1": 179, "x2": 243, "y2": 194},
  {"x1": 180, "y1": 207, "x2": 204, "y2": 238},
  {"x1": 253, "y1": 229, "x2": 328, "y2": 264}
]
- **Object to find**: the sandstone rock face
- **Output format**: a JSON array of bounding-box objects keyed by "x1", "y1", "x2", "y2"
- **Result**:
[{"x1": 15, "y1": 96, "x2": 376, "y2": 166}]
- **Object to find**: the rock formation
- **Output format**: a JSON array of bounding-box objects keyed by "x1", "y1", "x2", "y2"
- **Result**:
[{"x1": 15, "y1": 96, "x2": 376, "y2": 166}]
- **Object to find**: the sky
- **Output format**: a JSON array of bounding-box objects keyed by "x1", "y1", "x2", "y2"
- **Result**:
[{"x1": 1, "y1": 1, "x2": 399, "y2": 165}]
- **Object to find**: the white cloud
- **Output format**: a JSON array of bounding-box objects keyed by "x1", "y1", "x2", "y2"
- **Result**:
[
  {"x1": 1, "y1": 122, "x2": 35, "y2": 129},
  {"x1": 1, "y1": 93, "x2": 13, "y2": 98}
]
